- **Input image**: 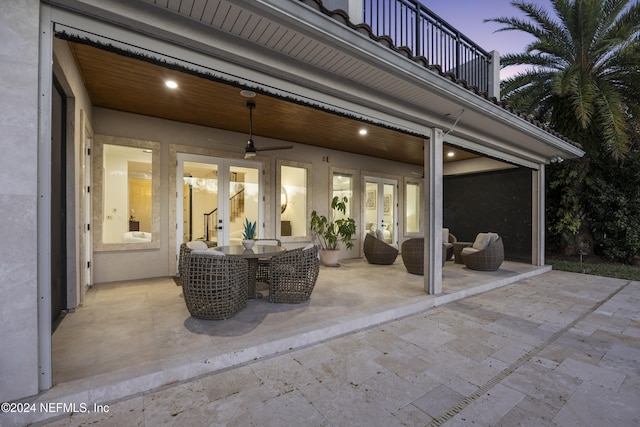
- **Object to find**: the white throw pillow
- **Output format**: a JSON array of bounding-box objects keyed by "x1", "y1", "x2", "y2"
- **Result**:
[
  {"x1": 376, "y1": 229, "x2": 385, "y2": 241},
  {"x1": 205, "y1": 249, "x2": 226, "y2": 256},
  {"x1": 472, "y1": 233, "x2": 492, "y2": 250},
  {"x1": 442, "y1": 228, "x2": 450, "y2": 243},
  {"x1": 487, "y1": 233, "x2": 499, "y2": 244},
  {"x1": 187, "y1": 240, "x2": 208, "y2": 250},
  {"x1": 462, "y1": 247, "x2": 479, "y2": 255}
]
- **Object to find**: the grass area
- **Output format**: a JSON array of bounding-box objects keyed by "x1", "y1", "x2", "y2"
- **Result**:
[{"x1": 547, "y1": 257, "x2": 640, "y2": 281}]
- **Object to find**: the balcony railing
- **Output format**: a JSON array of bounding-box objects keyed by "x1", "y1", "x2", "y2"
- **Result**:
[{"x1": 362, "y1": 0, "x2": 492, "y2": 93}]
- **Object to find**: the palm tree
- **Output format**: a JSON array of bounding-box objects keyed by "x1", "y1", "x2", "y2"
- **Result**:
[{"x1": 487, "y1": 0, "x2": 640, "y2": 159}]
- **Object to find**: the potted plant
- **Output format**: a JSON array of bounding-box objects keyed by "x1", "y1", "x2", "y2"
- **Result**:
[
  {"x1": 310, "y1": 196, "x2": 357, "y2": 266},
  {"x1": 242, "y1": 218, "x2": 256, "y2": 249}
]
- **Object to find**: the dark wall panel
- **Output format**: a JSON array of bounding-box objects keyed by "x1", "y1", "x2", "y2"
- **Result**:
[{"x1": 443, "y1": 168, "x2": 532, "y2": 262}]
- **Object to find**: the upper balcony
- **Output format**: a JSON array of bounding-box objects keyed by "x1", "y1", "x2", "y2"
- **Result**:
[{"x1": 324, "y1": 0, "x2": 497, "y2": 96}]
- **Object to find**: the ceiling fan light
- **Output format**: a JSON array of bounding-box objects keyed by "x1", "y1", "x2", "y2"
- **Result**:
[{"x1": 244, "y1": 151, "x2": 256, "y2": 158}]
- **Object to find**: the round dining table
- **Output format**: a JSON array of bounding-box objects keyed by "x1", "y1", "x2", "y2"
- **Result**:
[{"x1": 209, "y1": 245, "x2": 286, "y2": 298}]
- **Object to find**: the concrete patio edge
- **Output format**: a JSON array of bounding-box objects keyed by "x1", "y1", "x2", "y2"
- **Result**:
[{"x1": 4, "y1": 265, "x2": 552, "y2": 427}]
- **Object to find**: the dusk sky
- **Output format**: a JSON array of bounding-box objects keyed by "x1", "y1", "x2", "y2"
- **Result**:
[{"x1": 420, "y1": 0, "x2": 551, "y2": 79}]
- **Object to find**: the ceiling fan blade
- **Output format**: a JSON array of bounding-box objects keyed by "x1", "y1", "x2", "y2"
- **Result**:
[{"x1": 255, "y1": 145, "x2": 294, "y2": 152}]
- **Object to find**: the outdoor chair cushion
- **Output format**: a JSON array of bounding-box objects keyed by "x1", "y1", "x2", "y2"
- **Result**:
[
  {"x1": 462, "y1": 233, "x2": 504, "y2": 271},
  {"x1": 173, "y1": 240, "x2": 213, "y2": 286}
]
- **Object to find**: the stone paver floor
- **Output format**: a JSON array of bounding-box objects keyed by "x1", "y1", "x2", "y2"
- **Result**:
[{"x1": 38, "y1": 271, "x2": 640, "y2": 426}]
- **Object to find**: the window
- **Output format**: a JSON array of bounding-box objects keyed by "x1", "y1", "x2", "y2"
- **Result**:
[
  {"x1": 278, "y1": 161, "x2": 311, "y2": 239},
  {"x1": 94, "y1": 135, "x2": 160, "y2": 250},
  {"x1": 331, "y1": 169, "x2": 354, "y2": 221},
  {"x1": 405, "y1": 178, "x2": 422, "y2": 234}
]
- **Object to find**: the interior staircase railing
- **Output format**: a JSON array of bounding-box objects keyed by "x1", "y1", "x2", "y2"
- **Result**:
[{"x1": 203, "y1": 188, "x2": 245, "y2": 241}]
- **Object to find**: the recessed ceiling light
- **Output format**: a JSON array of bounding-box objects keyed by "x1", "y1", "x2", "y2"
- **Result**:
[
  {"x1": 240, "y1": 90, "x2": 256, "y2": 98},
  {"x1": 165, "y1": 80, "x2": 178, "y2": 89},
  {"x1": 447, "y1": 151, "x2": 455, "y2": 157},
  {"x1": 359, "y1": 129, "x2": 368, "y2": 136}
]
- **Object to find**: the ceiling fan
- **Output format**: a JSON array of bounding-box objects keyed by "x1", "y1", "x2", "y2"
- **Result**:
[{"x1": 243, "y1": 102, "x2": 293, "y2": 159}]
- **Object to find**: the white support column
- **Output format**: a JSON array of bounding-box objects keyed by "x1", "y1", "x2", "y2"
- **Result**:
[
  {"x1": 347, "y1": 0, "x2": 364, "y2": 24},
  {"x1": 424, "y1": 129, "x2": 443, "y2": 294},
  {"x1": 324, "y1": 0, "x2": 363, "y2": 24},
  {"x1": 38, "y1": 7, "x2": 54, "y2": 392},
  {"x1": 488, "y1": 50, "x2": 500, "y2": 100},
  {"x1": 532, "y1": 165, "x2": 545, "y2": 266}
]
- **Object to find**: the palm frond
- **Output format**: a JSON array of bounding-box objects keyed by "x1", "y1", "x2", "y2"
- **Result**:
[
  {"x1": 493, "y1": 0, "x2": 639, "y2": 159},
  {"x1": 593, "y1": 80, "x2": 629, "y2": 159}
]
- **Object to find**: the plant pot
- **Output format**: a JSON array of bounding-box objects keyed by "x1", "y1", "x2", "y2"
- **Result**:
[
  {"x1": 242, "y1": 239, "x2": 255, "y2": 250},
  {"x1": 320, "y1": 249, "x2": 340, "y2": 267}
]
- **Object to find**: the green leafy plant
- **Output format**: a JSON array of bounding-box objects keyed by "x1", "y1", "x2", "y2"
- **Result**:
[
  {"x1": 310, "y1": 196, "x2": 357, "y2": 250},
  {"x1": 243, "y1": 218, "x2": 256, "y2": 240}
]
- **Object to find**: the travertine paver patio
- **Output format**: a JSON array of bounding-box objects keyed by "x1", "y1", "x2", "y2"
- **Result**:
[{"x1": 31, "y1": 270, "x2": 639, "y2": 426}]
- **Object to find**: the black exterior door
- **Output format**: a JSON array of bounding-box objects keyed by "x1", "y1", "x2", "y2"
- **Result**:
[{"x1": 51, "y1": 80, "x2": 67, "y2": 329}]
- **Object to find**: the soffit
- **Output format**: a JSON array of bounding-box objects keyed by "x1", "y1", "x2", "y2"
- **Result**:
[
  {"x1": 132, "y1": 0, "x2": 581, "y2": 162},
  {"x1": 58, "y1": 0, "x2": 581, "y2": 165}
]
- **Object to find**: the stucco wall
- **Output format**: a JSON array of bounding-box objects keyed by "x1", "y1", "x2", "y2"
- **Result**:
[{"x1": 0, "y1": 0, "x2": 41, "y2": 402}]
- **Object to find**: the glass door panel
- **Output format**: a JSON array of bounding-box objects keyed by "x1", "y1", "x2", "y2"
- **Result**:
[
  {"x1": 365, "y1": 181, "x2": 379, "y2": 235},
  {"x1": 382, "y1": 183, "x2": 395, "y2": 243},
  {"x1": 364, "y1": 177, "x2": 397, "y2": 245},
  {"x1": 228, "y1": 165, "x2": 260, "y2": 244},
  {"x1": 177, "y1": 154, "x2": 263, "y2": 262},
  {"x1": 182, "y1": 160, "x2": 220, "y2": 243}
]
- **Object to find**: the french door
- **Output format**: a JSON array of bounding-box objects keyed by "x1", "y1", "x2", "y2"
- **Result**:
[
  {"x1": 364, "y1": 176, "x2": 398, "y2": 246},
  {"x1": 176, "y1": 154, "x2": 263, "y2": 253}
]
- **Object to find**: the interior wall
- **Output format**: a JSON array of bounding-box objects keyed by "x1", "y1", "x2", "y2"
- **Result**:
[
  {"x1": 443, "y1": 167, "x2": 533, "y2": 261},
  {"x1": 91, "y1": 107, "x2": 425, "y2": 283}
]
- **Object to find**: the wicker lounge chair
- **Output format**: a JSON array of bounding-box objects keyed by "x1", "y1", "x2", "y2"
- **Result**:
[
  {"x1": 443, "y1": 228, "x2": 457, "y2": 261},
  {"x1": 401, "y1": 238, "x2": 447, "y2": 275},
  {"x1": 254, "y1": 238, "x2": 281, "y2": 284},
  {"x1": 269, "y1": 245, "x2": 320, "y2": 304},
  {"x1": 182, "y1": 251, "x2": 248, "y2": 319},
  {"x1": 173, "y1": 240, "x2": 209, "y2": 286},
  {"x1": 461, "y1": 233, "x2": 504, "y2": 271},
  {"x1": 363, "y1": 233, "x2": 398, "y2": 265}
]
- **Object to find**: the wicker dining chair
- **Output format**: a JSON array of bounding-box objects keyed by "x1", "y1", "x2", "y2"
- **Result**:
[
  {"x1": 461, "y1": 233, "x2": 504, "y2": 271},
  {"x1": 173, "y1": 240, "x2": 209, "y2": 286},
  {"x1": 254, "y1": 238, "x2": 282, "y2": 284},
  {"x1": 401, "y1": 238, "x2": 447, "y2": 275},
  {"x1": 182, "y1": 251, "x2": 248, "y2": 320},
  {"x1": 268, "y1": 245, "x2": 320, "y2": 304},
  {"x1": 363, "y1": 233, "x2": 398, "y2": 265}
]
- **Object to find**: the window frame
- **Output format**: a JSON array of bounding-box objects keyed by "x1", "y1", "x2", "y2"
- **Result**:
[
  {"x1": 93, "y1": 134, "x2": 161, "y2": 251},
  {"x1": 276, "y1": 159, "x2": 312, "y2": 243},
  {"x1": 404, "y1": 176, "x2": 423, "y2": 236}
]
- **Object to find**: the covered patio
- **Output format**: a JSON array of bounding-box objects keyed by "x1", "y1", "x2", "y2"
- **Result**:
[{"x1": 47, "y1": 259, "x2": 548, "y2": 410}]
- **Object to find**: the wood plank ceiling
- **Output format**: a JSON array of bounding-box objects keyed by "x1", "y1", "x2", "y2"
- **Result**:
[{"x1": 68, "y1": 41, "x2": 477, "y2": 165}]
